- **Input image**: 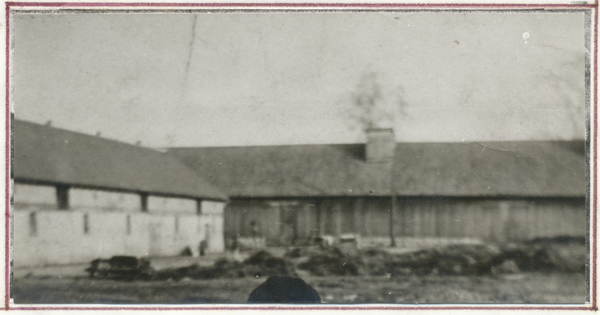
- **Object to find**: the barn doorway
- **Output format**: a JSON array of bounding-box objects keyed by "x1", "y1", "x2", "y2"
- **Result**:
[{"x1": 279, "y1": 202, "x2": 301, "y2": 246}]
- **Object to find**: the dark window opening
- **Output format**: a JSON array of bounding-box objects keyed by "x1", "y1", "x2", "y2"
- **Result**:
[
  {"x1": 28, "y1": 212, "x2": 37, "y2": 236},
  {"x1": 196, "y1": 200, "x2": 202, "y2": 214},
  {"x1": 83, "y1": 214, "x2": 89, "y2": 234},
  {"x1": 140, "y1": 194, "x2": 148, "y2": 212},
  {"x1": 56, "y1": 185, "x2": 69, "y2": 210}
]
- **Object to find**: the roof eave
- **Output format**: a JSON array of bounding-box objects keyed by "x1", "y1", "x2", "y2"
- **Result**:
[{"x1": 14, "y1": 177, "x2": 228, "y2": 202}]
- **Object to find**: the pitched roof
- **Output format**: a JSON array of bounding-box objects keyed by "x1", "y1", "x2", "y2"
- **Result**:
[
  {"x1": 168, "y1": 140, "x2": 586, "y2": 198},
  {"x1": 14, "y1": 119, "x2": 227, "y2": 201},
  {"x1": 391, "y1": 141, "x2": 585, "y2": 197}
]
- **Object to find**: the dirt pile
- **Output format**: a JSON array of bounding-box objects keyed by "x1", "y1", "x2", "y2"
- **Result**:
[
  {"x1": 489, "y1": 249, "x2": 533, "y2": 274},
  {"x1": 382, "y1": 244, "x2": 500, "y2": 276},
  {"x1": 289, "y1": 236, "x2": 585, "y2": 277},
  {"x1": 288, "y1": 244, "x2": 498, "y2": 277},
  {"x1": 490, "y1": 236, "x2": 586, "y2": 274},
  {"x1": 88, "y1": 236, "x2": 586, "y2": 281},
  {"x1": 154, "y1": 250, "x2": 295, "y2": 281},
  {"x1": 359, "y1": 248, "x2": 393, "y2": 275},
  {"x1": 240, "y1": 250, "x2": 295, "y2": 277},
  {"x1": 297, "y1": 247, "x2": 360, "y2": 276},
  {"x1": 382, "y1": 237, "x2": 586, "y2": 276}
]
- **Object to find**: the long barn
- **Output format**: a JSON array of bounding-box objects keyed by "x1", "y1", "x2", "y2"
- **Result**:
[
  {"x1": 13, "y1": 119, "x2": 228, "y2": 266},
  {"x1": 168, "y1": 129, "x2": 587, "y2": 248}
]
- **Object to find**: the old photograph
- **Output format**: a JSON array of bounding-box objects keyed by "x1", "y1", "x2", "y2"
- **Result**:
[{"x1": 8, "y1": 4, "x2": 593, "y2": 307}]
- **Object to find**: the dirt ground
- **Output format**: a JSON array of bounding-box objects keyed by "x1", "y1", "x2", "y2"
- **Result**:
[
  {"x1": 11, "y1": 239, "x2": 588, "y2": 304},
  {"x1": 12, "y1": 272, "x2": 587, "y2": 304}
]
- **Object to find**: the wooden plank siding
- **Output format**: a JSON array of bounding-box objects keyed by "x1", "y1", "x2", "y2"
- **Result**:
[{"x1": 224, "y1": 197, "x2": 586, "y2": 247}]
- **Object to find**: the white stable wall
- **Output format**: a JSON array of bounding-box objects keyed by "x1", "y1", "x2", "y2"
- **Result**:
[
  {"x1": 70, "y1": 188, "x2": 140, "y2": 212},
  {"x1": 148, "y1": 196, "x2": 197, "y2": 214},
  {"x1": 13, "y1": 210, "x2": 226, "y2": 266},
  {"x1": 13, "y1": 184, "x2": 56, "y2": 210},
  {"x1": 13, "y1": 184, "x2": 226, "y2": 267}
]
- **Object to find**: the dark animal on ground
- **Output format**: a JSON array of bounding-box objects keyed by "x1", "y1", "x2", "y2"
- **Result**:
[
  {"x1": 180, "y1": 246, "x2": 193, "y2": 256},
  {"x1": 86, "y1": 256, "x2": 152, "y2": 280},
  {"x1": 247, "y1": 276, "x2": 321, "y2": 303}
]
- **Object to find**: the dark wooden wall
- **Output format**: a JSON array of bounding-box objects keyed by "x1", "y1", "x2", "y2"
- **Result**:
[{"x1": 224, "y1": 196, "x2": 586, "y2": 246}]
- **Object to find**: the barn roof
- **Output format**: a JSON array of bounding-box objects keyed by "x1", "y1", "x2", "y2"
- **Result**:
[
  {"x1": 14, "y1": 119, "x2": 227, "y2": 201},
  {"x1": 168, "y1": 140, "x2": 586, "y2": 198}
]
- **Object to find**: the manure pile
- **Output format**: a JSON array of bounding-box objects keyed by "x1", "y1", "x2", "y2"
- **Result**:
[{"x1": 90, "y1": 236, "x2": 586, "y2": 281}]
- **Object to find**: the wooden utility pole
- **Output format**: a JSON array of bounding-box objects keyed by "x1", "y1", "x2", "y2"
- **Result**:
[
  {"x1": 390, "y1": 196, "x2": 397, "y2": 247},
  {"x1": 389, "y1": 161, "x2": 397, "y2": 247}
]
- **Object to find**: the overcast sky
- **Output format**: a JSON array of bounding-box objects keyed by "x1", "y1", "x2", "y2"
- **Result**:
[{"x1": 14, "y1": 11, "x2": 587, "y2": 147}]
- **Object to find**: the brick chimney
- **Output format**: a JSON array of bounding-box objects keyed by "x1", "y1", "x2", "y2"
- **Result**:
[{"x1": 366, "y1": 128, "x2": 395, "y2": 163}]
